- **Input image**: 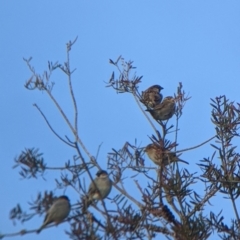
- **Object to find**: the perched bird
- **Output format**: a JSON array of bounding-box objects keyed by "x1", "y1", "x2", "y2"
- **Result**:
[
  {"x1": 144, "y1": 144, "x2": 188, "y2": 166},
  {"x1": 146, "y1": 96, "x2": 176, "y2": 121},
  {"x1": 37, "y1": 195, "x2": 71, "y2": 233},
  {"x1": 141, "y1": 85, "x2": 164, "y2": 108},
  {"x1": 84, "y1": 170, "x2": 112, "y2": 211}
]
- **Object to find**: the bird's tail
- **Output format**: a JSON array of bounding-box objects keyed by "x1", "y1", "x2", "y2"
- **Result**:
[
  {"x1": 36, "y1": 226, "x2": 43, "y2": 234},
  {"x1": 82, "y1": 197, "x2": 92, "y2": 213},
  {"x1": 36, "y1": 222, "x2": 48, "y2": 234}
]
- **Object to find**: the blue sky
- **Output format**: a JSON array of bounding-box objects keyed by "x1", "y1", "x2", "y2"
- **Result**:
[{"x1": 1, "y1": 1, "x2": 240, "y2": 239}]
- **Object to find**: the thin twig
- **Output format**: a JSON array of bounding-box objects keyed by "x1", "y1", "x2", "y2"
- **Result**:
[
  {"x1": 65, "y1": 38, "x2": 79, "y2": 140},
  {"x1": 33, "y1": 104, "x2": 75, "y2": 147},
  {"x1": 187, "y1": 186, "x2": 219, "y2": 218},
  {"x1": 139, "y1": 135, "x2": 216, "y2": 154},
  {"x1": 95, "y1": 142, "x2": 103, "y2": 161},
  {"x1": 46, "y1": 163, "x2": 88, "y2": 170},
  {"x1": 173, "y1": 135, "x2": 216, "y2": 154},
  {"x1": 113, "y1": 182, "x2": 143, "y2": 208},
  {"x1": 132, "y1": 92, "x2": 159, "y2": 137}
]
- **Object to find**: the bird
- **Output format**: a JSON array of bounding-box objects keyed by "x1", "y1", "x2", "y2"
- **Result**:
[
  {"x1": 140, "y1": 85, "x2": 164, "y2": 108},
  {"x1": 37, "y1": 195, "x2": 71, "y2": 233},
  {"x1": 146, "y1": 96, "x2": 176, "y2": 121},
  {"x1": 144, "y1": 144, "x2": 188, "y2": 166},
  {"x1": 83, "y1": 170, "x2": 112, "y2": 211}
]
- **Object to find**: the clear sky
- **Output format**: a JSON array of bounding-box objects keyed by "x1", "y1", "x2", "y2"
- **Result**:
[{"x1": 1, "y1": 1, "x2": 240, "y2": 239}]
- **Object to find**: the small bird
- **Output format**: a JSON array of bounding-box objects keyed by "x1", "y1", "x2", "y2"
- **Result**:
[
  {"x1": 144, "y1": 144, "x2": 188, "y2": 166},
  {"x1": 146, "y1": 96, "x2": 176, "y2": 121},
  {"x1": 84, "y1": 170, "x2": 112, "y2": 211},
  {"x1": 141, "y1": 85, "x2": 164, "y2": 108},
  {"x1": 37, "y1": 195, "x2": 71, "y2": 233}
]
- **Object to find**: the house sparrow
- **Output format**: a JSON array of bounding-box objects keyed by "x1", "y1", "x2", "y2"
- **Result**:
[
  {"x1": 144, "y1": 144, "x2": 188, "y2": 166},
  {"x1": 141, "y1": 85, "x2": 164, "y2": 108},
  {"x1": 146, "y1": 96, "x2": 176, "y2": 121},
  {"x1": 37, "y1": 195, "x2": 71, "y2": 233},
  {"x1": 84, "y1": 170, "x2": 112, "y2": 210}
]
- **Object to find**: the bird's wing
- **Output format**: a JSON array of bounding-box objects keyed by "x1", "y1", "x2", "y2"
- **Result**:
[
  {"x1": 43, "y1": 212, "x2": 49, "y2": 223},
  {"x1": 88, "y1": 180, "x2": 98, "y2": 195}
]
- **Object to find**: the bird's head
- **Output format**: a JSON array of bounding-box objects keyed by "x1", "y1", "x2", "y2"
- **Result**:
[{"x1": 96, "y1": 170, "x2": 108, "y2": 178}]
